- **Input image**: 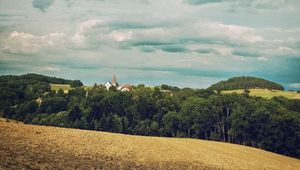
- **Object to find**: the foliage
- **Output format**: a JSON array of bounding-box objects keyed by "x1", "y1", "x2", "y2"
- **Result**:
[
  {"x1": 209, "y1": 76, "x2": 284, "y2": 91},
  {"x1": 1, "y1": 74, "x2": 300, "y2": 158}
]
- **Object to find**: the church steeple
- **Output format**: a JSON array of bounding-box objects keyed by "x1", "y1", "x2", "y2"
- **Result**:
[{"x1": 112, "y1": 74, "x2": 117, "y2": 86}]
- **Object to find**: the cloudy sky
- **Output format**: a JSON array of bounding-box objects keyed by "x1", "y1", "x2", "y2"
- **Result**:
[{"x1": 0, "y1": 0, "x2": 300, "y2": 89}]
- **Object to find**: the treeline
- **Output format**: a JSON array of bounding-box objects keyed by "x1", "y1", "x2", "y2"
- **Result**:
[
  {"x1": 0, "y1": 73, "x2": 82, "y2": 110},
  {"x1": 0, "y1": 74, "x2": 300, "y2": 158},
  {"x1": 209, "y1": 76, "x2": 284, "y2": 91},
  {"x1": 0, "y1": 73, "x2": 82, "y2": 89}
]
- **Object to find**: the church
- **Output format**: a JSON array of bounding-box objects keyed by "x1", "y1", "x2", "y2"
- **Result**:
[{"x1": 105, "y1": 74, "x2": 132, "y2": 92}]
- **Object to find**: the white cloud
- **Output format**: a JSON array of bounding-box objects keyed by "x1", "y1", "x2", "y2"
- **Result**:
[
  {"x1": 278, "y1": 46, "x2": 293, "y2": 52},
  {"x1": 0, "y1": 0, "x2": 299, "y2": 89},
  {"x1": 72, "y1": 19, "x2": 103, "y2": 44},
  {"x1": 200, "y1": 22, "x2": 263, "y2": 43},
  {"x1": 258, "y1": 56, "x2": 268, "y2": 61},
  {"x1": 129, "y1": 27, "x2": 175, "y2": 44},
  {"x1": 289, "y1": 83, "x2": 300, "y2": 88},
  {"x1": 2, "y1": 31, "x2": 38, "y2": 54},
  {"x1": 1, "y1": 31, "x2": 66, "y2": 54},
  {"x1": 43, "y1": 66, "x2": 61, "y2": 72},
  {"x1": 127, "y1": 21, "x2": 264, "y2": 47},
  {"x1": 107, "y1": 30, "x2": 133, "y2": 42},
  {"x1": 232, "y1": 0, "x2": 300, "y2": 12}
]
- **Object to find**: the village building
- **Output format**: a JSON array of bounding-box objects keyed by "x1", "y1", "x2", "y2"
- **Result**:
[
  {"x1": 120, "y1": 84, "x2": 132, "y2": 92},
  {"x1": 105, "y1": 74, "x2": 132, "y2": 91},
  {"x1": 105, "y1": 82, "x2": 113, "y2": 90}
]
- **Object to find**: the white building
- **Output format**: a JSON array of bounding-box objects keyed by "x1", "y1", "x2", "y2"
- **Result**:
[
  {"x1": 105, "y1": 82, "x2": 113, "y2": 90},
  {"x1": 105, "y1": 74, "x2": 132, "y2": 91}
]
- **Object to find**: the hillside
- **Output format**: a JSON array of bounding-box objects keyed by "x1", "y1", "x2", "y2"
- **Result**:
[
  {"x1": 223, "y1": 88, "x2": 300, "y2": 99},
  {"x1": 0, "y1": 120, "x2": 299, "y2": 170},
  {"x1": 50, "y1": 83, "x2": 72, "y2": 93},
  {"x1": 0, "y1": 73, "x2": 82, "y2": 110},
  {"x1": 0, "y1": 73, "x2": 83, "y2": 88},
  {"x1": 209, "y1": 76, "x2": 284, "y2": 91}
]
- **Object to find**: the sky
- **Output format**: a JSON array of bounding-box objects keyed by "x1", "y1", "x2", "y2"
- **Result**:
[{"x1": 0, "y1": 0, "x2": 300, "y2": 89}]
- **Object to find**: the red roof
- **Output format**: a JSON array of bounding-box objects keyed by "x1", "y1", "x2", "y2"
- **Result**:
[{"x1": 122, "y1": 84, "x2": 132, "y2": 90}]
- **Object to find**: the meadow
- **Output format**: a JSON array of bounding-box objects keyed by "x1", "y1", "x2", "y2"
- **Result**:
[
  {"x1": 0, "y1": 120, "x2": 299, "y2": 170},
  {"x1": 50, "y1": 83, "x2": 72, "y2": 93},
  {"x1": 222, "y1": 88, "x2": 300, "y2": 99}
]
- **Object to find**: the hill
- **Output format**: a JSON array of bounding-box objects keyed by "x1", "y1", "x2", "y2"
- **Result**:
[
  {"x1": 0, "y1": 120, "x2": 299, "y2": 170},
  {"x1": 209, "y1": 76, "x2": 284, "y2": 91},
  {"x1": 223, "y1": 88, "x2": 300, "y2": 99},
  {"x1": 0, "y1": 73, "x2": 82, "y2": 88},
  {"x1": 0, "y1": 73, "x2": 82, "y2": 110}
]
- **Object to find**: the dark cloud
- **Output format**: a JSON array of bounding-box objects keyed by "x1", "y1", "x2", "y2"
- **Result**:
[
  {"x1": 160, "y1": 46, "x2": 188, "y2": 53},
  {"x1": 49, "y1": 59, "x2": 102, "y2": 70},
  {"x1": 196, "y1": 48, "x2": 219, "y2": 54},
  {"x1": 139, "y1": 46, "x2": 155, "y2": 53},
  {"x1": 232, "y1": 49, "x2": 260, "y2": 57},
  {"x1": 127, "y1": 66, "x2": 241, "y2": 78},
  {"x1": 293, "y1": 41, "x2": 300, "y2": 50},
  {"x1": 110, "y1": 22, "x2": 157, "y2": 30},
  {"x1": 234, "y1": 0, "x2": 300, "y2": 10},
  {"x1": 185, "y1": 0, "x2": 300, "y2": 12},
  {"x1": 178, "y1": 37, "x2": 230, "y2": 46},
  {"x1": 184, "y1": 0, "x2": 223, "y2": 5},
  {"x1": 130, "y1": 41, "x2": 173, "y2": 47},
  {"x1": 32, "y1": 0, "x2": 55, "y2": 12},
  {"x1": 0, "y1": 0, "x2": 299, "y2": 89},
  {"x1": 0, "y1": 60, "x2": 33, "y2": 74}
]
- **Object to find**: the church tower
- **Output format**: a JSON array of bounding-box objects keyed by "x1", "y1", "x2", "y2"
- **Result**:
[{"x1": 112, "y1": 74, "x2": 117, "y2": 86}]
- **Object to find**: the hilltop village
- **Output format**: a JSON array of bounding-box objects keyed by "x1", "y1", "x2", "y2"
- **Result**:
[{"x1": 104, "y1": 74, "x2": 132, "y2": 92}]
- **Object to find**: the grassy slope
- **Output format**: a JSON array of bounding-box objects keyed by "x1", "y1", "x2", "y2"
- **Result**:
[
  {"x1": 50, "y1": 83, "x2": 71, "y2": 93},
  {"x1": 0, "y1": 121, "x2": 299, "y2": 170},
  {"x1": 222, "y1": 88, "x2": 300, "y2": 99}
]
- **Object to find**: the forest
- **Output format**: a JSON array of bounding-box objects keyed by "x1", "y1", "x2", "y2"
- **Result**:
[
  {"x1": 0, "y1": 74, "x2": 300, "y2": 158},
  {"x1": 209, "y1": 76, "x2": 285, "y2": 91}
]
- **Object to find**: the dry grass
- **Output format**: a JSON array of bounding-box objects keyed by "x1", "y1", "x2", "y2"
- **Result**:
[
  {"x1": 0, "y1": 121, "x2": 299, "y2": 170},
  {"x1": 222, "y1": 88, "x2": 300, "y2": 99}
]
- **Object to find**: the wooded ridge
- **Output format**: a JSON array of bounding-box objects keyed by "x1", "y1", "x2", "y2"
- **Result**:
[{"x1": 0, "y1": 74, "x2": 299, "y2": 158}]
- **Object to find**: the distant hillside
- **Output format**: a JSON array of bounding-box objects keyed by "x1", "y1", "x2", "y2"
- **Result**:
[
  {"x1": 0, "y1": 73, "x2": 82, "y2": 88},
  {"x1": 0, "y1": 73, "x2": 82, "y2": 110},
  {"x1": 209, "y1": 76, "x2": 284, "y2": 91},
  {"x1": 1, "y1": 121, "x2": 299, "y2": 170}
]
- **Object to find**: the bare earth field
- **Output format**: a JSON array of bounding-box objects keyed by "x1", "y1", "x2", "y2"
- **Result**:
[{"x1": 0, "y1": 120, "x2": 299, "y2": 170}]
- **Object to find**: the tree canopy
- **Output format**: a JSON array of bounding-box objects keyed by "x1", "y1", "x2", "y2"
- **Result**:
[
  {"x1": 209, "y1": 76, "x2": 284, "y2": 91},
  {"x1": 0, "y1": 74, "x2": 299, "y2": 158}
]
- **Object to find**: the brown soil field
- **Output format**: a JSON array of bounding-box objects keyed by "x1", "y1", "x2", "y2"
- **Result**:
[{"x1": 0, "y1": 120, "x2": 299, "y2": 170}]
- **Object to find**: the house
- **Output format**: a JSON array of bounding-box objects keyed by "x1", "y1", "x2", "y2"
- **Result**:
[
  {"x1": 120, "y1": 84, "x2": 132, "y2": 92},
  {"x1": 105, "y1": 81, "x2": 113, "y2": 90},
  {"x1": 105, "y1": 74, "x2": 132, "y2": 91},
  {"x1": 105, "y1": 74, "x2": 117, "y2": 90}
]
